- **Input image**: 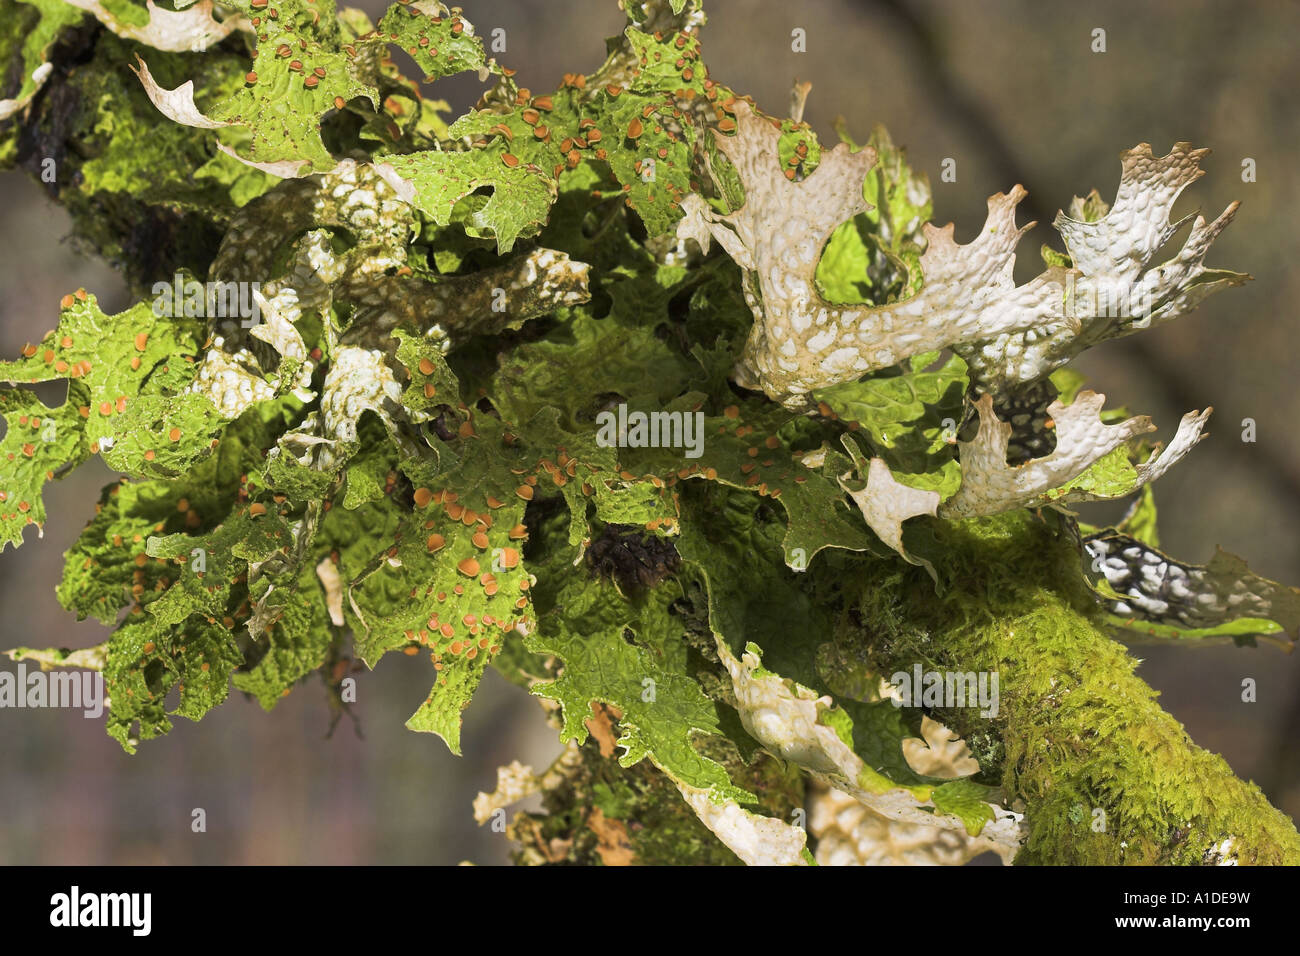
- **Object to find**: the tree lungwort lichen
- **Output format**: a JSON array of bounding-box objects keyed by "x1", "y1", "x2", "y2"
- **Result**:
[{"x1": 2, "y1": 0, "x2": 1297, "y2": 866}]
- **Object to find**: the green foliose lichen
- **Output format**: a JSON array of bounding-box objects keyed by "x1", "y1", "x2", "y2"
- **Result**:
[{"x1": 1, "y1": 0, "x2": 1296, "y2": 868}]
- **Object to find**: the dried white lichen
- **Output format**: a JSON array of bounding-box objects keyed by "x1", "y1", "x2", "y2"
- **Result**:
[
  {"x1": 187, "y1": 160, "x2": 588, "y2": 449},
  {"x1": 187, "y1": 348, "x2": 277, "y2": 420},
  {"x1": 718, "y1": 640, "x2": 1024, "y2": 859},
  {"x1": 130, "y1": 56, "x2": 232, "y2": 129},
  {"x1": 839, "y1": 456, "x2": 940, "y2": 569},
  {"x1": 807, "y1": 709, "x2": 1008, "y2": 866},
  {"x1": 75, "y1": 0, "x2": 243, "y2": 53},
  {"x1": 679, "y1": 102, "x2": 1244, "y2": 407},
  {"x1": 938, "y1": 391, "x2": 1210, "y2": 519},
  {"x1": 314, "y1": 556, "x2": 345, "y2": 628},
  {"x1": 901, "y1": 714, "x2": 981, "y2": 779},
  {"x1": 320, "y1": 347, "x2": 405, "y2": 443},
  {"x1": 809, "y1": 782, "x2": 1010, "y2": 866},
  {"x1": 472, "y1": 741, "x2": 586, "y2": 828},
  {"x1": 473, "y1": 760, "x2": 545, "y2": 826},
  {"x1": 675, "y1": 781, "x2": 811, "y2": 866}
]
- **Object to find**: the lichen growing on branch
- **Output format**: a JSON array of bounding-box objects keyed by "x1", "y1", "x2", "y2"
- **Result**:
[{"x1": 2, "y1": 0, "x2": 1297, "y2": 866}]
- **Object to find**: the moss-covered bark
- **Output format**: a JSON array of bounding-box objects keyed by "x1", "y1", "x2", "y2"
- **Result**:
[{"x1": 850, "y1": 512, "x2": 1300, "y2": 864}]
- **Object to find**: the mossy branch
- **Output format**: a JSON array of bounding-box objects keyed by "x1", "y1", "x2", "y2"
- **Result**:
[{"x1": 853, "y1": 513, "x2": 1300, "y2": 865}]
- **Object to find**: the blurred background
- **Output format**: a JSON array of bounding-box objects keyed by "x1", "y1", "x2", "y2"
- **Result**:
[{"x1": 1, "y1": 0, "x2": 1297, "y2": 864}]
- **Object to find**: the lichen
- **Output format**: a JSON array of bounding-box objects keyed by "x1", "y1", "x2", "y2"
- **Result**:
[
  {"x1": 679, "y1": 105, "x2": 1245, "y2": 408},
  {"x1": 1, "y1": 0, "x2": 1296, "y2": 868}
]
